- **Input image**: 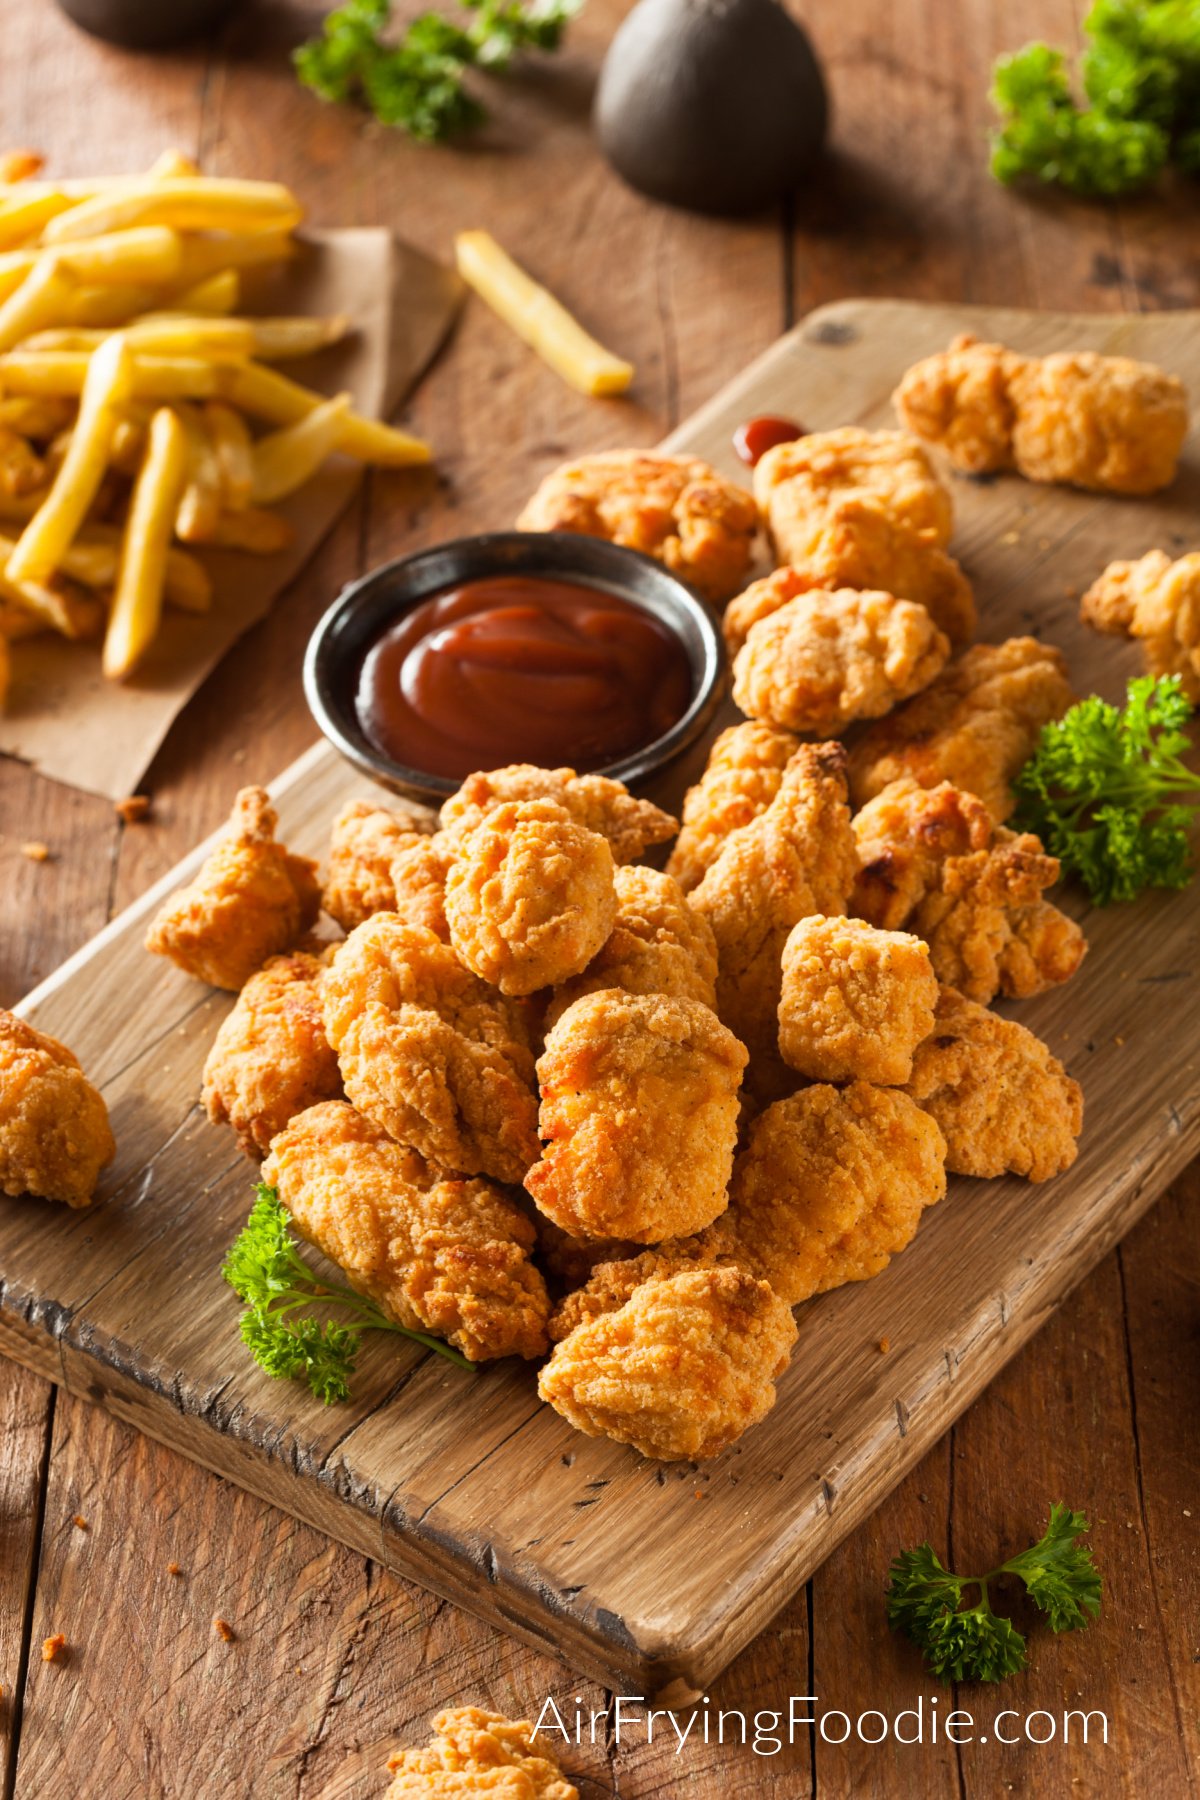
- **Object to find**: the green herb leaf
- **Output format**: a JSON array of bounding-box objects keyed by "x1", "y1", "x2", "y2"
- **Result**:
[{"x1": 1001, "y1": 1502, "x2": 1103, "y2": 1633}]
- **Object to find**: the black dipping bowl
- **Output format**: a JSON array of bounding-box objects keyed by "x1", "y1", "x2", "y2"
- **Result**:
[{"x1": 303, "y1": 532, "x2": 727, "y2": 805}]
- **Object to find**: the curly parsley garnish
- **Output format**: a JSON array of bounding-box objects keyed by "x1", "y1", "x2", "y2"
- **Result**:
[
  {"x1": 295, "y1": 0, "x2": 580, "y2": 144},
  {"x1": 222, "y1": 1184, "x2": 473, "y2": 1404},
  {"x1": 887, "y1": 1503, "x2": 1102, "y2": 1683},
  {"x1": 1013, "y1": 674, "x2": 1200, "y2": 905}
]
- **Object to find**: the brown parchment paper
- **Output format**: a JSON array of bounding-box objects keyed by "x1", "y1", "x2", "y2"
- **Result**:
[{"x1": 0, "y1": 229, "x2": 462, "y2": 800}]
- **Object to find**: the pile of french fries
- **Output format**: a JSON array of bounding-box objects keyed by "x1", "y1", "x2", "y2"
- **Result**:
[{"x1": 0, "y1": 149, "x2": 432, "y2": 696}]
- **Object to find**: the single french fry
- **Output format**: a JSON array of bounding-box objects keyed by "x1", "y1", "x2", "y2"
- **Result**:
[
  {"x1": 246, "y1": 314, "x2": 352, "y2": 360},
  {"x1": 44, "y1": 178, "x2": 303, "y2": 245},
  {"x1": 222, "y1": 361, "x2": 432, "y2": 466},
  {"x1": 64, "y1": 282, "x2": 160, "y2": 328},
  {"x1": 148, "y1": 149, "x2": 200, "y2": 179},
  {"x1": 0, "y1": 193, "x2": 75, "y2": 252},
  {"x1": 6, "y1": 332, "x2": 133, "y2": 583},
  {"x1": 0, "y1": 427, "x2": 46, "y2": 497},
  {"x1": 0, "y1": 259, "x2": 78, "y2": 355},
  {"x1": 0, "y1": 396, "x2": 72, "y2": 439},
  {"x1": 173, "y1": 232, "x2": 293, "y2": 288},
  {"x1": 204, "y1": 400, "x2": 253, "y2": 509},
  {"x1": 251, "y1": 392, "x2": 351, "y2": 504},
  {"x1": 0, "y1": 151, "x2": 45, "y2": 185},
  {"x1": 0, "y1": 542, "x2": 100, "y2": 637},
  {"x1": 65, "y1": 525, "x2": 212, "y2": 614},
  {"x1": 56, "y1": 225, "x2": 184, "y2": 286},
  {"x1": 170, "y1": 269, "x2": 240, "y2": 316},
  {"x1": 207, "y1": 506, "x2": 293, "y2": 553},
  {"x1": 103, "y1": 404, "x2": 189, "y2": 677},
  {"x1": 0, "y1": 350, "x2": 218, "y2": 401},
  {"x1": 454, "y1": 229, "x2": 634, "y2": 398},
  {"x1": 174, "y1": 401, "x2": 224, "y2": 542}
]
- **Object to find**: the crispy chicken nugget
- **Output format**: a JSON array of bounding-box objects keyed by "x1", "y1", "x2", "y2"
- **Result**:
[
  {"x1": 894, "y1": 334, "x2": 1188, "y2": 494},
  {"x1": 726, "y1": 1082, "x2": 947, "y2": 1304},
  {"x1": 666, "y1": 720, "x2": 800, "y2": 895},
  {"x1": 444, "y1": 799, "x2": 616, "y2": 996},
  {"x1": 689, "y1": 742, "x2": 857, "y2": 1083},
  {"x1": 201, "y1": 951, "x2": 342, "y2": 1159},
  {"x1": 538, "y1": 1265, "x2": 796, "y2": 1461},
  {"x1": 265, "y1": 1103, "x2": 550, "y2": 1363},
  {"x1": 323, "y1": 916, "x2": 539, "y2": 1183},
  {"x1": 0, "y1": 1011, "x2": 115, "y2": 1207},
  {"x1": 439, "y1": 763, "x2": 676, "y2": 864},
  {"x1": 547, "y1": 1232, "x2": 728, "y2": 1340},
  {"x1": 544, "y1": 864, "x2": 718, "y2": 1029},
  {"x1": 527, "y1": 990, "x2": 747, "y2": 1243},
  {"x1": 1080, "y1": 549, "x2": 1200, "y2": 700},
  {"x1": 904, "y1": 986, "x2": 1082, "y2": 1182},
  {"x1": 732, "y1": 586, "x2": 950, "y2": 735},
  {"x1": 852, "y1": 776, "x2": 995, "y2": 929},
  {"x1": 778, "y1": 915, "x2": 938, "y2": 1085},
  {"x1": 847, "y1": 637, "x2": 1074, "y2": 823},
  {"x1": 323, "y1": 796, "x2": 438, "y2": 932},
  {"x1": 388, "y1": 833, "x2": 455, "y2": 941},
  {"x1": 755, "y1": 426, "x2": 954, "y2": 547},
  {"x1": 386, "y1": 1707, "x2": 578, "y2": 1799},
  {"x1": 145, "y1": 787, "x2": 320, "y2": 991},
  {"x1": 516, "y1": 449, "x2": 758, "y2": 603}
]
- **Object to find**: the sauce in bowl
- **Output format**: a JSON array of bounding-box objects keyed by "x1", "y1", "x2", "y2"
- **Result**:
[{"x1": 353, "y1": 573, "x2": 694, "y2": 782}]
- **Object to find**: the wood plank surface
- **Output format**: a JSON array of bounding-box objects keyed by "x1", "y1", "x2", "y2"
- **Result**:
[{"x1": 1, "y1": 0, "x2": 1198, "y2": 1794}]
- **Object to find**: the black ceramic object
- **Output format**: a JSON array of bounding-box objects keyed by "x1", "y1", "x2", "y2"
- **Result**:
[
  {"x1": 304, "y1": 531, "x2": 727, "y2": 804},
  {"x1": 55, "y1": 0, "x2": 239, "y2": 50}
]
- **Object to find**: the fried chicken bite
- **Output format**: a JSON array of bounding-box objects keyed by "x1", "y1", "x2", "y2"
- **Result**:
[
  {"x1": 666, "y1": 720, "x2": 800, "y2": 895},
  {"x1": 388, "y1": 833, "x2": 455, "y2": 941},
  {"x1": 323, "y1": 916, "x2": 539, "y2": 1184},
  {"x1": 903, "y1": 986, "x2": 1083, "y2": 1182},
  {"x1": 527, "y1": 990, "x2": 747, "y2": 1243},
  {"x1": 852, "y1": 776, "x2": 994, "y2": 929},
  {"x1": 201, "y1": 952, "x2": 342, "y2": 1159},
  {"x1": 689, "y1": 742, "x2": 857, "y2": 1083},
  {"x1": 538, "y1": 1265, "x2": 796, "y2": 1462},
  {"x1": 544, "y1": 864, "x2": 718, "y2": 1029},
  {"x1": 265, "y1": 1103, "x2": 550, "y2": 1363},
  {"x1": 847, "y1": 637, "x2": 1074, "y2": 823},
  {"x1": 439, "y1": 763, "x2": 676, "y2": 864},
  {"x1": 732, "y1": 587, "x2": 950, "y2": 735},
  {"x1": 323, "y1": 796, "x2": 438, "y2": 933},
  {"x1": 726, "y1": 1082, "x2": 947, "y2": 1304},
  {"x1": 778, "y1": 916, "x2": 938, "y2": 1085},
  {"x1": 145, "y1": 787, "x2": 320, "y2": 991},
  {"x1": 516, "y1": 450, "x2": 758, "y2": 603},
  {"x1": 386, "y1": 1707, "x2": 578, "y2": 1800},
  {"x1": 0, "y1": 1011, "x2": 115, "y2": 1207},
  {"x1": 894, "y1": 334, "x2": 1188, "y2": 494},
  {"x1": 1080, "y1": 549, "x2": 1200, "y2": 700},
  {"x1": 444, "y1": 799, "x2": 616, "y2": 996}
]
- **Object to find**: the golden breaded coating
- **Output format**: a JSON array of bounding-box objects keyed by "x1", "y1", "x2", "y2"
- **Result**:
[
  {"x1": 895, "y1": 334, "x2": 1188, "y2": 494},
  {"x1": 323, "y1": 796, "x2": 438, "y2": 932},
  {"x1": 388, "y1": 833, "x2": 455, "y2": 941},
  {"x1": 516, "y1": 449, "x2": 758, "y2": 603},
  {"x1": 145, "y1": 787, "x2": 321, "y2": 991},
  {"x1": 0, "y1": 1011, "x2": 115, "y2": 1208},
  {"x1": 778, "y1": 916, "x2": 938, "y2": 1085},
  {"x1": 689, "y1": 742, "x2": 857, "y2": 1082},
  {"x1": 547, "y1": 1232, "x2": 728, "y2": 1340},
  {"x1": 386, "y1": 1707, "x2": 578, "y2": 1798},
  {"x1": 666, "y1": 720, "x2": 800, "y2": 894},
  {"x1": 527, "y1": 990, "x2": 746, "y2": 1243},
  {"x1": 847, "y1": 637, "x2": 1074, "y2": 823},
  {"x1": 323, "y1": 916, "x2": 539, "y2": 1184},
  {"x1": 538, "y1": 1266, "x2": 796, "y2": 1461},
  {"x1": 265, "y1": 1104, "x2": 550, "y2": 1363},
  {"x1": 201, "y1": 952, "x2": 343, "y2": 1159},
  {"x1": 754, "y1": 427, "x2": 954, "y2": 549},
  {"x1": 903, "y1": 986, "x2": 1083, "y2": 1182},
  {"x1": 726, "y1": 1082, "x2": 947, "y2": 1304},
  {"x1": 732, "y1": 587, "x2": 950, "y2": 735},
  {"x1": 544, "y1": 864, "x2": 718, "y2": 1029},
  {"x1": 439, "y1": 763, "x2": 676, "y2": 864},
  {"x1": 1080, "y1": 549, "x2": 1200, "y2": 700},
  {"x1": 444, "y1": 799, "x2": 616, "y2": 996},
  {"x1": 852, "y1": 776, "x2": 994, "y2": 929}
]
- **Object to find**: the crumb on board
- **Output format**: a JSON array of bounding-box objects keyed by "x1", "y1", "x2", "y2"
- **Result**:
[
  {"x1": 1114, "y1": 1036, "x2": 1126, "y2": 1047},
  {"x1": 167, "y1": 1562, "x2": 182, "y2": 1577},
  {"x1": 115, "y1": 795, "x2": 151, "y2": 824},
  {"x1": 71, "y1": 1515, "x2": 87, "y2": 1531},
  {"x1": 20, "y1": 842, "x2": 51, "y2": 863},
  {"x1": 213, "y1": 1617, "x2": 236, "y2": 1642},
  {"x1": 878, "y1": 1337, "x2": 891, "y2": 1354},
  {"x1": 41, "y1": 1635, "x2": 66, "y2": 1664}
]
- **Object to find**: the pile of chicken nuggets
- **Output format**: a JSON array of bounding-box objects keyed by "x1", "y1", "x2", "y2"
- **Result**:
[{"x1": 5, "y1": 329, "x2": 1190, "y2": 1466}]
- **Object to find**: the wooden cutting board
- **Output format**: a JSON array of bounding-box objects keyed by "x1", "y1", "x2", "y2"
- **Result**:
[{"x1": 3, "y1": 299, "x2": 1198, "y2": 1705}]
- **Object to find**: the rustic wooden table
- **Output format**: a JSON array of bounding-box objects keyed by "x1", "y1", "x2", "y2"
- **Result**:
[{"x1": 0, "y1": 0, "x2": 1196, "y2": 1794}]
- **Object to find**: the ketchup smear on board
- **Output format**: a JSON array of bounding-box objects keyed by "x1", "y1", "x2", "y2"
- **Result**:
[
  {"x1": 354, "y1": 574, "x2": 693, "y2": 781},
  {"x1": 733, "y1": 414, "x2": 805, "y2": 466}
]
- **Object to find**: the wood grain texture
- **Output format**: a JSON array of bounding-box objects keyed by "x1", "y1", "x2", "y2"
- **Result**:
[{"x1": 2, "y1": 298, "x2": 1197, "y2": 1703}]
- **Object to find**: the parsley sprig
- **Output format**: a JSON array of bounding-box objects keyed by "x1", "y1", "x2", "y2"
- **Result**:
[
  {"x1": 1013, "y1": 674, "x2": 1200, "y2": 905},
  {"x1": 295, "y1": 0, "x2": 580, "y2": 143},
  {"x1": 222, "y1": 1184, "x2": 473, "y2": 1404},
  {"x1": 887, "y1": 1504, "x2": 1102, "y2": 1683}
]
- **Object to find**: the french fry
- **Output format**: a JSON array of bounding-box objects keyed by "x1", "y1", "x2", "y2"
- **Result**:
[
  {"x1": 0, "y1": 259, "x2": 77, "y2": 356},
  {"x1": 64, "y1": 283, "x2": 161, "y2": 327},
  {"x1": 103, "y1": 404, "x2": 189, "y2": 677},
  {"x1": 246, "y1": 314, "x2": 352, "y2": 360},
  {"x1": 66, "y1": 526, "x2": 212, "y2": 613},
  {"x1": 170, "y1": 269, "x2": 240, "y2": 316},
  {"x1": 0, "y1": 546, "x2": 100, "y2": 638},
  {"x1": 251, "y1": 393, "x2": 351, "y2": 504},
  {"x1": 0, "y1": 151, "x2": 45, "y2": 185},
  {"x1": 111, "y1": 413, "x2": 149, "y2": 476},
  {"x1": 6, "y1": 332, "x2": 133, "y2": 584},
  {"x1": 44, "y1": 178, "x2": 303, "y2": 245},
  {"x1": 173, "y1": 231, "x2": 293, "y2": 288},
  {"x1": 0, "y1": 193, "x2": 76, "y2": 252},
  {"x1": 0, "y1": 227, "x2": 184, "y2": 306},
  {"x1": 454, "y1": 229, "x2": 634, "y2": 398},
  {"x1": 174, "y1": 401, "x2": 224, "y2": 543},
  {"x1": 0, "y1": 350, "x2": 218, "y2": 400},
  {"x1": 204, "y1": 401, "x2": 253, "y2": 510},
  {"x1": 0, "y1": 427, "x2": 45, "y2": 497},
  {"x1": 148, "y1": 149, "x2": 200, "y2": 179},
  {"x1": 222, "y1": 362, "x2": 432, "y2": 466},
  {"x1": 207, "y1": 506, "x2": 293, "y2": 553}
]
